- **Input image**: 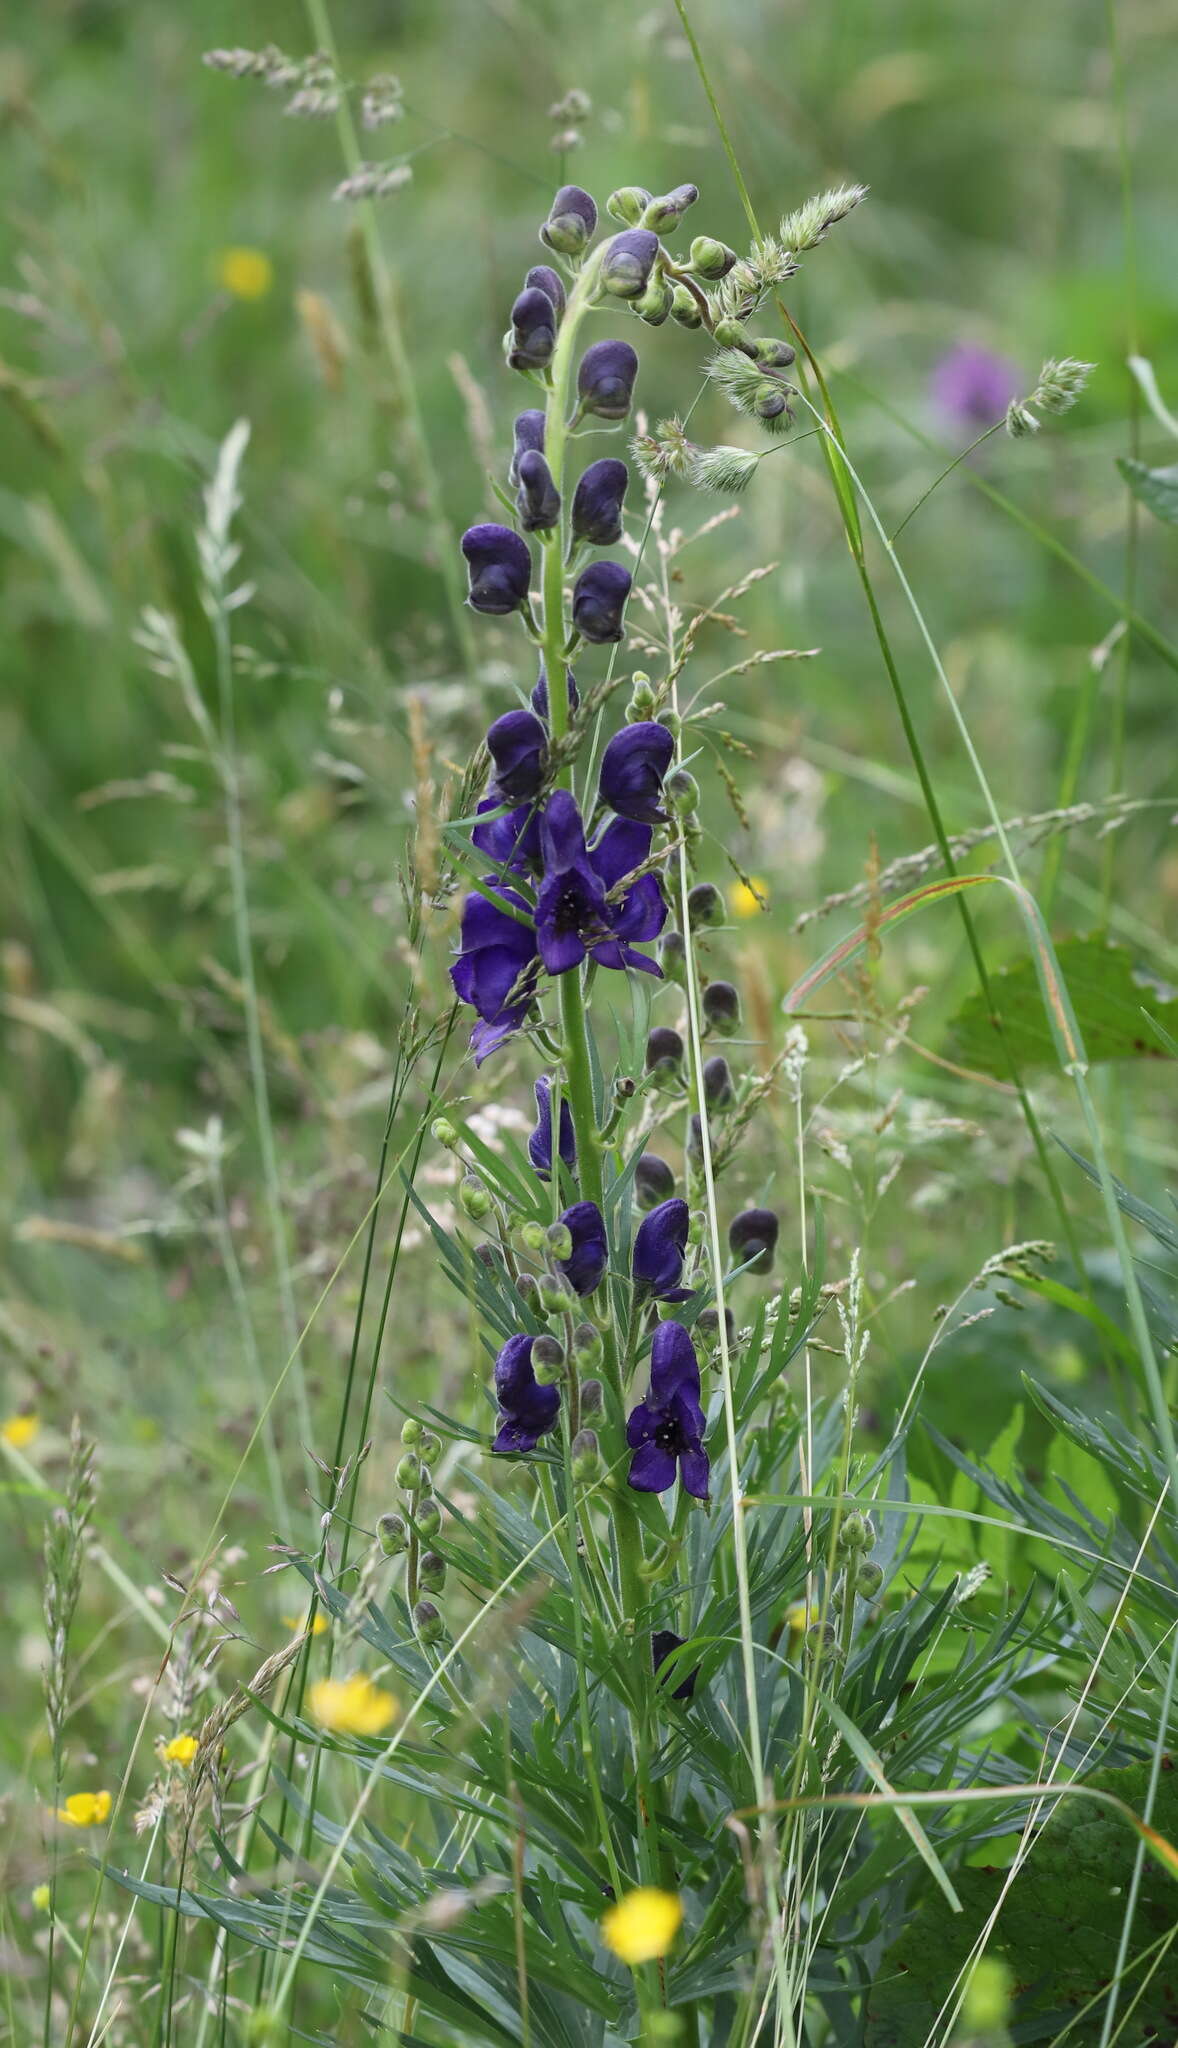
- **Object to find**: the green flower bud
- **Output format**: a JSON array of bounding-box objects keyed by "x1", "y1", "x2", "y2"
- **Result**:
[
  {"x1": 418, "y1": 1550, "x2": 447, "y2": 1593},
  {"x1": 660, "y1": 930, "x2": 688, "y2": 986},
  {"x1": 806, "y1": 1621, "x2": 840, "y2": 1656},
  {"x1": 750, "y1": 337, "x2": 796, "y2": 368},
  {"x1": 571, "y1": 1427, "x2": 601, "y2": 1479},
  {"x1": 754, "y1": 382, "x2": 788, "y2": 421},
  {"x1": 670, "y1": 284, "x2": 703, "y2": 329},
  {"x1": 635, "y1": 273, "x2": 674, "y2": 326},
  {"x1": 430, "y1": 1117, "x2": 459, "y2": 1148},
  {"x1": 546, "y1": 1220, "x2": 574, "y2": 1261},
  {"x1": 377, "y1": 1512, "x2": 408, "y2": 1557},
  {"x1": 696, "y1": 1305, "x2": 736, "y2": 1352},
  {"x1": 541, "y1": 184, "x2": 597, "y2": 258},
  {"x1": 855, "y1": 1560, "x2": 884, "y2": 1599},
  {"x1": 573, "y1": 1324, "x2": 604, "y2": 1371},
  {"x1": 688, "y1": 234, "x2": 737, "y2": 280},
  {"x1": 687, "y1": 881, "x2": 723, "y2": 929},
  {"x1": 516, "y1": 1273, "x2": 541, "y2": 1313},
  {"x1": 838, "y1": 1509, "x2": 870, "y2": 1553},
  {"x1": 417, "y1": 1430, "x2": 442, "y2": 1469},
  {"x1": 245, "y1": 2010, "x2": 285, "y2": 2048},
  {"x1": 396, "y1": 1453, "x2": 424, "y2": 1494},
  {"x1": 579, "y1": 1373, "x2": 604, "y2": 1414},
  {"x1": 627, "y1": 676, "x2": 657, "y2": 719},
  {"x1": 657, "y1": 709, "x2": 682, "y2": 741},
  {"x1": 531, "y1": 1333, "x2": 566, "y2": 1384},
  {"x1": 601, "y1": 228, "x2": 661, "y2": 300},
  {"x1": 538, "y1": 1268, "x2": 577, "y2": 1316},
  {"x1": 518, "y1": 1220, "x2": 549, "y2": 1253},
  {"x1": 702, "y1": 980, "x2": 741, "y2": 1037},
  {"x1": 459, "y1": 1175, "x2": 493, "y2": 1222},
  {"x1": 713, "y1": 317, "x2": 752, "y2": 351},
  {"x1": 641, "y1": 183, "x2": 699, "y2": 236},
  {"x1": 606, "y1": 185, "x2": 653, "y2": 227},
  {"x1": 665, "y1": 768, "x2": 699, "y2": 816},
  {"x1": 400, "y1": 1418, "x2": 424, "y2": 1446},
  {"x1": 413, "y1": 1599, "x2": 445, "y2": 1645},
  {"x1": 415, "y1": 1497, "x2": 442, "y2": 1539}
]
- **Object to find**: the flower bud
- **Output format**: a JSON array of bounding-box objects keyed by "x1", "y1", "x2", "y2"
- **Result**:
[
  {"x1": 377, "y1": 1512, "x2": 408, "y2": 1556},
  {"x1": 418, "y1": 1550, "x2": 447, "y2": 1593},
  {"x1": 657, "y1": 710, "x2": 681, "y2": 741},
  {"x1": 687, "y1": 882, "x2": 723, "y2": 929},
  {"x1": 645, "y1": 1025, "x2": 684, "y2": 1089},
  {"x1": 524, "y1": 263, "x2": 566, "y2": 318},
  {"x1": 688, "y1": 234, "x2": 737, "y2": 280},
  {"x1": 518, "y1": 1219, "x2": 548, "y2": 1253},
  {"x1": 506, "y1": 285, "x2": 557, "y2": 372},
  {"x1": 670, "y1": 284, "x2": 703, "y2": 329},
  {"x1": 415, "y1": 1496, "x2": 442, "y2": 1539},
  {"x1": 579, "y1": 1373, "x2": 604, "y2": 1414},
  {"x1": 600, "y1": 228, "x2": 662, "y2": 300},
  {"x1": 461, "y1": 523, "x2": 532, "y2": 616},
  {"x1": 413, "y1": 1599, "x2": 445, "y2": 1644},
  {"x1": 430, "y1": 1117, "x2": 458, "y2": 1148},
  {"x1": 686, "y1": 1113, "x2": 704, "y2": 1165},
  {"x1": 545, "y1": 1220, "x2": 574, "y2": 1261},
  {"x1": 572, "y1": 560, "x2": 632, "y2": 644},
  {"x1": 576, "y1": 338, "x2": 639, "y2": 422},
  {"x1": 571, "y1": 1428, "x2": 601, "y2": 1479},
  {"x1": 486, "y1": 706, "x2": 547, "y2": 800},
  {"x1": 627, "y1": 675, "x2": 657, "y2": 719},
  {"x1": 573, "y1": 1324, "x2": 604, "y2": 1373},
  {"x1": 838, "y1": 1509, "x2": 870, "y2": 1552},
  {"x1": 509, "y1": 410, "x2": 546, "y2": 488},
  {"x1": 400, "y1": 1417, "x2": 424, "y2": 1446},
  {"x1": 666, "y1": 768, "x2": 699, "y2": 816},
  {"x1": 571, "y1": 457, "x2": 629, "y2": 547},
  {"x1": 396, "y1": 1453, "x2": 424, "y2": 1493},
  {"x1": 600, "y1": 719, "x2": 674, "y2": 823},
  {"x1": 538, "y1": 1267, "x2": 577, "y2": 1316},
  {"x1": 702, "y1": 980, "x2": 741, "y2": 1037},
  {"x1": 713, "y1": 317, "x2": 752, "y2": 351},
  {"x1": 541, "y1": 183, "x2": 597, "y2": 257},
  {"x1": 417, "y1": 1430, "x2": 442, "y2": 1469},
  {"x1": 635, "y1": 273, "x2": 674, "y2": 326},
  {"x1": 660, "y1": 930, "x2": 688, "y2": 986},
  {"x1": 750, "y1": 337, "x2": 796, "y2": 368},
  {"x1": 514, "y1": 449, "x2": 561, "y2": 534},
  {"x1": 635, "y1": 1152, "x2": 676, "y2": 1210},
  {"x1": 531, "y1": 663, "x2": 579, "y2": 722},
  {"x1": 516, "y1": 1273, "x2": 541, "y2": 1313},
  {"x1": 696, "y1": 1305, "x2": 735, "y2": 1352},
  {"x1": 642, "y1": 184, "x2": 699, "y2": 236},
  {"x1": 806, "y1": 1621, "x2": 840, "y2": 1656},
  {"x1": 459, "y1": 1174, "x2": 493, "y2": 1222},
  {"x1": 754, "y1": 382, "x2": 788, "y2": 421},
  {"x1": 702, "y1": 1054, "x2": 734, "y2": 1110},
  {"x1": 473, "y1": 1242, "x2": 500, "y2": 1269},
  {"x1": 606, "y1": 186, "x2": 652, "y2": 226},
  {"x1": 856, "y1": 1560, "x2": 884, "y2": 1599},
  {"x1": 728, "y1": 1205, "x2": 778, "y2": 1273}
]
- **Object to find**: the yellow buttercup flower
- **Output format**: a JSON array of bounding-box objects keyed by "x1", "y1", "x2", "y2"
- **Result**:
[
  {"x1": 283, "y1": 1609, "x2": 329, "y2": 1637},
  {"x1": 601, "y1": 1887, "x2": 683, "y2": 1965},
  {"x1": 2, "y1": 1413, "x2": 40, "y2": 1449},
  {"x1": 55, "y1": 1790, "x2": 112, "y2": 1828},
  {"x1": 162, "y1": 1734, "x2": 199, "y2": 1766},
  {"x1": 32, "y1": 1883, "x2": 51, "y2": 1911},
  {"x1": 309, "y1": 1673, "x2": 397, "y2": 1737},
  {"x1": 728, "y1": 876, "x2": 768, "y2": 919},
  {"x1": 217, "y1": 246, "x2": 274, "y2": 301}
]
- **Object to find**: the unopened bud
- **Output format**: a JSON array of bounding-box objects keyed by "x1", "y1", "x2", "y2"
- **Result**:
[
  {"x1": 541, "y1": 183, "x2": 597, "y2": 258},
  {"x1": 459, "y1": 1175, "x2": 493, "y2": 1222},
  {"x1": 665, "y1": 768, "x2": 699, "y2": 815},
  {"x1": 806, "y1": 1622, "x2": 840, "y2": 1655},
  {"x1": 601, "y1": 228, "x2": 661, "y2": 300},
  {"x1": 417, "y1": 1430, "x2": 442, "y2": 1469},
  {"x1": 418, "y1": 1550, "x2": 447, "y2": 1593},
  {"x1": 641, "y1": 183, "x2": 699, "y2": 236},
  {"x1": 660, "y1": 930, "x2": 688, "y2": 986},
  {"x1": 518, "y1": 1219, "x2": 548, "y2": 1253},
  {"x1": 713, "y1": 317, "x2": 752, "y2": 351},
  {"x1": 413, "y1": 1599, "x2": 445, "y2": 1644},
  {"x1": 702, "y1": 1054, "x2": 734, "y2": 1110},
  {"x1": 670, "y1": 283, "x2": 703, "y2": 329},
  {"x1": 751, "y1": 337, "x2": 796, "y2": 368},
  {"x1": 687, "y1": 881, "x2": 723, "y2": 929},
  {"x1": 635, "y1": 273, "x2": 674, "y2": 326},
  {"x1": 728, "y1": 1205, "x2": 778, "y2": 1273},
  {"x1": 415, "y1": 1497, "x2": 442, "y2": 1539},
  {"x1": 627, "y1": 676, "x2": 657, "y2": 719},
  {"x1": 656, "y1": 709, "x2": 681, "y2": 741},
  {"x1": 838, "y1": 1509, "x2": 870, "y2": 1553},
  {"x1": 686, "y1": 1113, "x2": 705, "y2": 1165},
  {"x1": 571, "y1": 1428, "x2": 601, "y2": 1479},
  {"x1": 855, "y1": 1560, "x2": 884, "y2": 1598},
  {"x1": 538, "y1": 1268, "x2": 577, "y2": 1316},
  {"x1": 702, "y1": 980, "x2": 741, "y2": 1037},
  {"x1": 696, "y1": 1305, "x2": 735, "y2": 1352},
  {"x1": 606, "y1": 185, "x2": 653, "y2": 227},
  {"x1": 645, "y1": 1025, "x2": 684, "y2": 1088},
  {"x1": 635, "y1": 1152, "x2": 676, "y2": 1210},
  {"x1": 688, "y1": 234, "x2": 736, "y2": 280},
  {"x1": 431, "y1": 1117, "x2": 459, "y2": 1148},
  {"x1": 473, "y1": 1241, "x2": 500, "y2": 1269},
  {"x1": 754, "y1": 382, "x2": 789, "y2": 421},
  {"x1": 544, "y1": 1221, "x2": 573, "y2": 1261},
  {"x1": 531, "y1": 1333, "x2": 566, "y2": 1383},
  {"x1": 579, "y1": 1374, "x2": 604, "y2": 1414},
  {"x1": 516, "y1": 1273, "x2": 541, "y2": 1313},
  {"x1": 377, "y1": 1512, "x2": 408, "y2": 1556},
  {"x1": 400, "y1": 1418, "x2": 424, "y2": 1446},
  {"x1": 396, "y1": 1454, "x2": 424, "y2": 1494},
  {"x1": 573, "y1": 1324, "x2": 604, "y2": 1371}
]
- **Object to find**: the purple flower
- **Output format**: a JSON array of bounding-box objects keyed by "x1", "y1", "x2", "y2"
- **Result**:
[
  {"x1": 577, "y1": 339, "x2": 639, "y2": 423},
  {"x1": 632, "y1": 1197, "x2": 690, "y2": 1300},
  {"x1": 492, "y1": 1333, "x2": 560, "y2": 1454},
  {"x1": 599, "y1": 720, "x2": 674, "y2": 823},
  {"x1": 525, "y1": 264, "x2": 566, "y2": 318},
  {"x1": 572, "y1": 560, "x2": 632, "y2": 644},
  {"x1": 728, "y1": 1206, "x2": 779, "y2": 1275},
  {"x1": 556, "y1": 1200, "x2": 608, "y2": 1295},
  {"x1": 535, "y1": 791, "x2": 665, "y2": 977},
  {"x1": 571, "y1": 458, "x2": 630, "y2": 547},
  {"x1": 542, "y1": 185, "x2": 598, "y2": 258},
  {"x1": 931, "y1": 343, "x2": 1021, "y2": 432},
  {"x1": 510, "y1": 411, "x2": 546, "y2": 488},
  {"x1": 462, "y1": 524, "x2": 532, "y2": 616},
  {"x1": 531, "y1": 664, "x2": 580, "y2": 723},
  {"x1": 508, "y1": 285, "x2": 558, "y2": 372},
  {"x1": 601, "y1": 228, "x2": 661, "y2": 300},
  {"x1": 471, "y1": 797, "x2": 542, "y2": 873},
  {"x1": 528, "y1": 1076, "x2": 576, "y2": 1179},
  {"x1": 652, "y1": 1629, "x2": 699, "y2": 1700},
  {"x1": 626, "y1": 1319, "x2": 709, "y2": 1499},
  {"x1": 450, "y1": 882, "x2": 539, "y2": 1063},
  {"x1": 515, "y1": 449, "x2": 561, "y2": 533},
  {"x1": 486, "y1": 708, "x2": 547, "y2": 802}
]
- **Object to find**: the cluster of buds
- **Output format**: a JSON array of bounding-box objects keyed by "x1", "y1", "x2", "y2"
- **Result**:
[{"x1": 379, "y1": 1419, "x2": 448, "y2": 1647}]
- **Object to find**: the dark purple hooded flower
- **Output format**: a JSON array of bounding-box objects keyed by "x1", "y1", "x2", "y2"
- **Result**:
[
  {"x1": 515, "y1": 449, "x2": 561, "y2": 534},
  {"x1": 528, "y1": 1076, "x2": 576, "y2": 1179},
  {"x1": 571, "y1": 458, "x2": 630, "y2": 547},
  {"x1": 531, "y1": 664, "x2": 580, "y2": 723},
  {"x1": 507, "y1": 285, "x2": 558, "y2": 372},
  {"x1": 510, "y1": 410, "x2": 546, "y2": 488},
  {"x1": 492, "y1": 1333, "x2": 560, "y2": 1453},
  {"x1": 626, "y1": 1319, "x2": 709, "y2": 1499},
  {"x1": 577, "y1": 339, "x2": 639, "y2": 423},
  {"x1": 471, "y1": 797, "x2": 542, "y2": 874},
  {"x1": 652, "y1": 1629, "x2": 700, "y2": 1700},
  {"x1": 632, "y1": 1197, "x2": 691, "y2": 1300},
  {"x1": 535, "y1": 791, "x2": 665, "y2": 977},
  {"x1": 931, "y1": 343, "x2": 1021, "y2": 432},
  {"x1": 556, "y1": 1200, "x2": 608, "y2": 1295},
  {"x1": 462, "y1": 524, "x2": 532, "y2": 616},
  {"x1": 486, "y1": 708, "x2": 547, "y2": 801},
  {"x1": 525, "y1": 264, "x2": 566, "y2": 318},
  {"x1": 450, "y1": 882, "x2": 539, "y2": 1063},
  {"x1": 599, "y1": 720, "x2": 675, "y2": 823},
  {"x1": 572, "y1": 561, "x2": 632, "y2": 644},
  {"x1": 601, "y1": 228, "x2": 661, "y2": 300}
]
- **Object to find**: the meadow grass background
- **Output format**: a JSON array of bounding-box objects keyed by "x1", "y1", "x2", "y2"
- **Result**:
[{"x1": 2, "y1": 0, "x2": 1178, "y2": 2040}]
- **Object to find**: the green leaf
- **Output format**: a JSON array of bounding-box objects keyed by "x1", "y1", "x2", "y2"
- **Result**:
[
  {"x1": 1118, "y1": 455, "x2": 1178, "y2": 526},
  {"x1": 945, "y1": 935, "x2": 1178, "y2": 1075}
]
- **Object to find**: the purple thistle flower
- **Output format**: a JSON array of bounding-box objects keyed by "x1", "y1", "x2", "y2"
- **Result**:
[
  {"x1": 510, "y1": 410, "x2": 546, "y2": 488},
  {"x1": 572, "y1": 560, "x2": 632, "y2": 644},
  {"x1": 652, "y1": 1628, "x2": 699, "y2": 1700},
  {"x1": 525, "y1": 264, "x2": 566, "y2": 318},
  {"x1": 632, "y1": 1196, "x2": 690, "y2": 1300},
  {"x1": 535, "y1": 791, "x2": 665, "y2": 977},
  {"x1": 601, "y1": 228, "x2": 661, "y2": 300},
  {"x1": 486, "y1": 707, "x2": 547, "y2": 802},
  {"x1": 531, "y1": 664, "x2": 580, "y2": 723},
  {"x1": 599, "y1": 720, "x2": 674, "y2": 823},
  {"x1": 571, "y1": 458, "x2": 630, "y2": 547},
  {"x1": 508, "y1": 285, "x2": 558, "y2": 372},
  {"x1": 542, "y1": 184, "x2": 597, "y2": 258},
  {"x1": 471, "y1": 796, "x2": 542, "y2": 874},
  {"x1": 528, "y1": 1076, "x2": 576, "y2": 1179},
  {"x1": 577, "y1": 339, "x2": 639, "y2": 423},
  {"x1": 515, "y1": 448, "x2": 561, "y2": 533},
  {"x1": 626, "y1": 1319, "x2": 709, "y2": 1499},
  {"x1": 492, "y1": 1333, "x2": 561, "y2": 1454},
  {"x1": 555, "y1": 1200, "x2": 608, "y2": 1295},
  {"x1": 931, "y1": 343, "x2": 1022, "y2": 432},
  {"x1": 449, "y1": 882, "x2": 539, "y2": 1063},
  {"x1": 462, "y1": 523, "x2": 532, "y2": 616}
]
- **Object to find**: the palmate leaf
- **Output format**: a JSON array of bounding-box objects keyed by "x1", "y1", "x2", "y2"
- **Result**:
[
  {"x1": 864, "y1": 1762, "x2": 1178, "y2": 2047},
  {"x1": 945, "y1": 935, "x2": 1178, "y2": 1076}
]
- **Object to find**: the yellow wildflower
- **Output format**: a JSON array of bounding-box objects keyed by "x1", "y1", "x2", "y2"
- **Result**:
[
  {"x1": 283, "y1": 1609, "x2": 329, "y2": 1637},
  {"x1": 309, "y1": 1673, "x2": 397, "y2": 1737},
  {"x1": 55, "y1": 1790, "x2": 112, "y2": 1828},
  {"x1": 162, "y1": 1734, "x2": 199, "y2": 1766},
  {"x1": 2, "y1": 1413, "x2": 40, "y2": 1449},
  {"x1": 32, "y1": 1883, "x2": 51, "y2": 1911},
  {"x1": 785, "y1": 1599, "x2": 819, "y2": 1641},
  {"x1": 728, "y1": 876, "x2": 768, "y2": 919},
  {"x1": 217, "y1": 246, "x2": 274, "y2": 301},
  {"x1": 601, "y1": 1887, "x2": 683, "y2": 1965}
]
